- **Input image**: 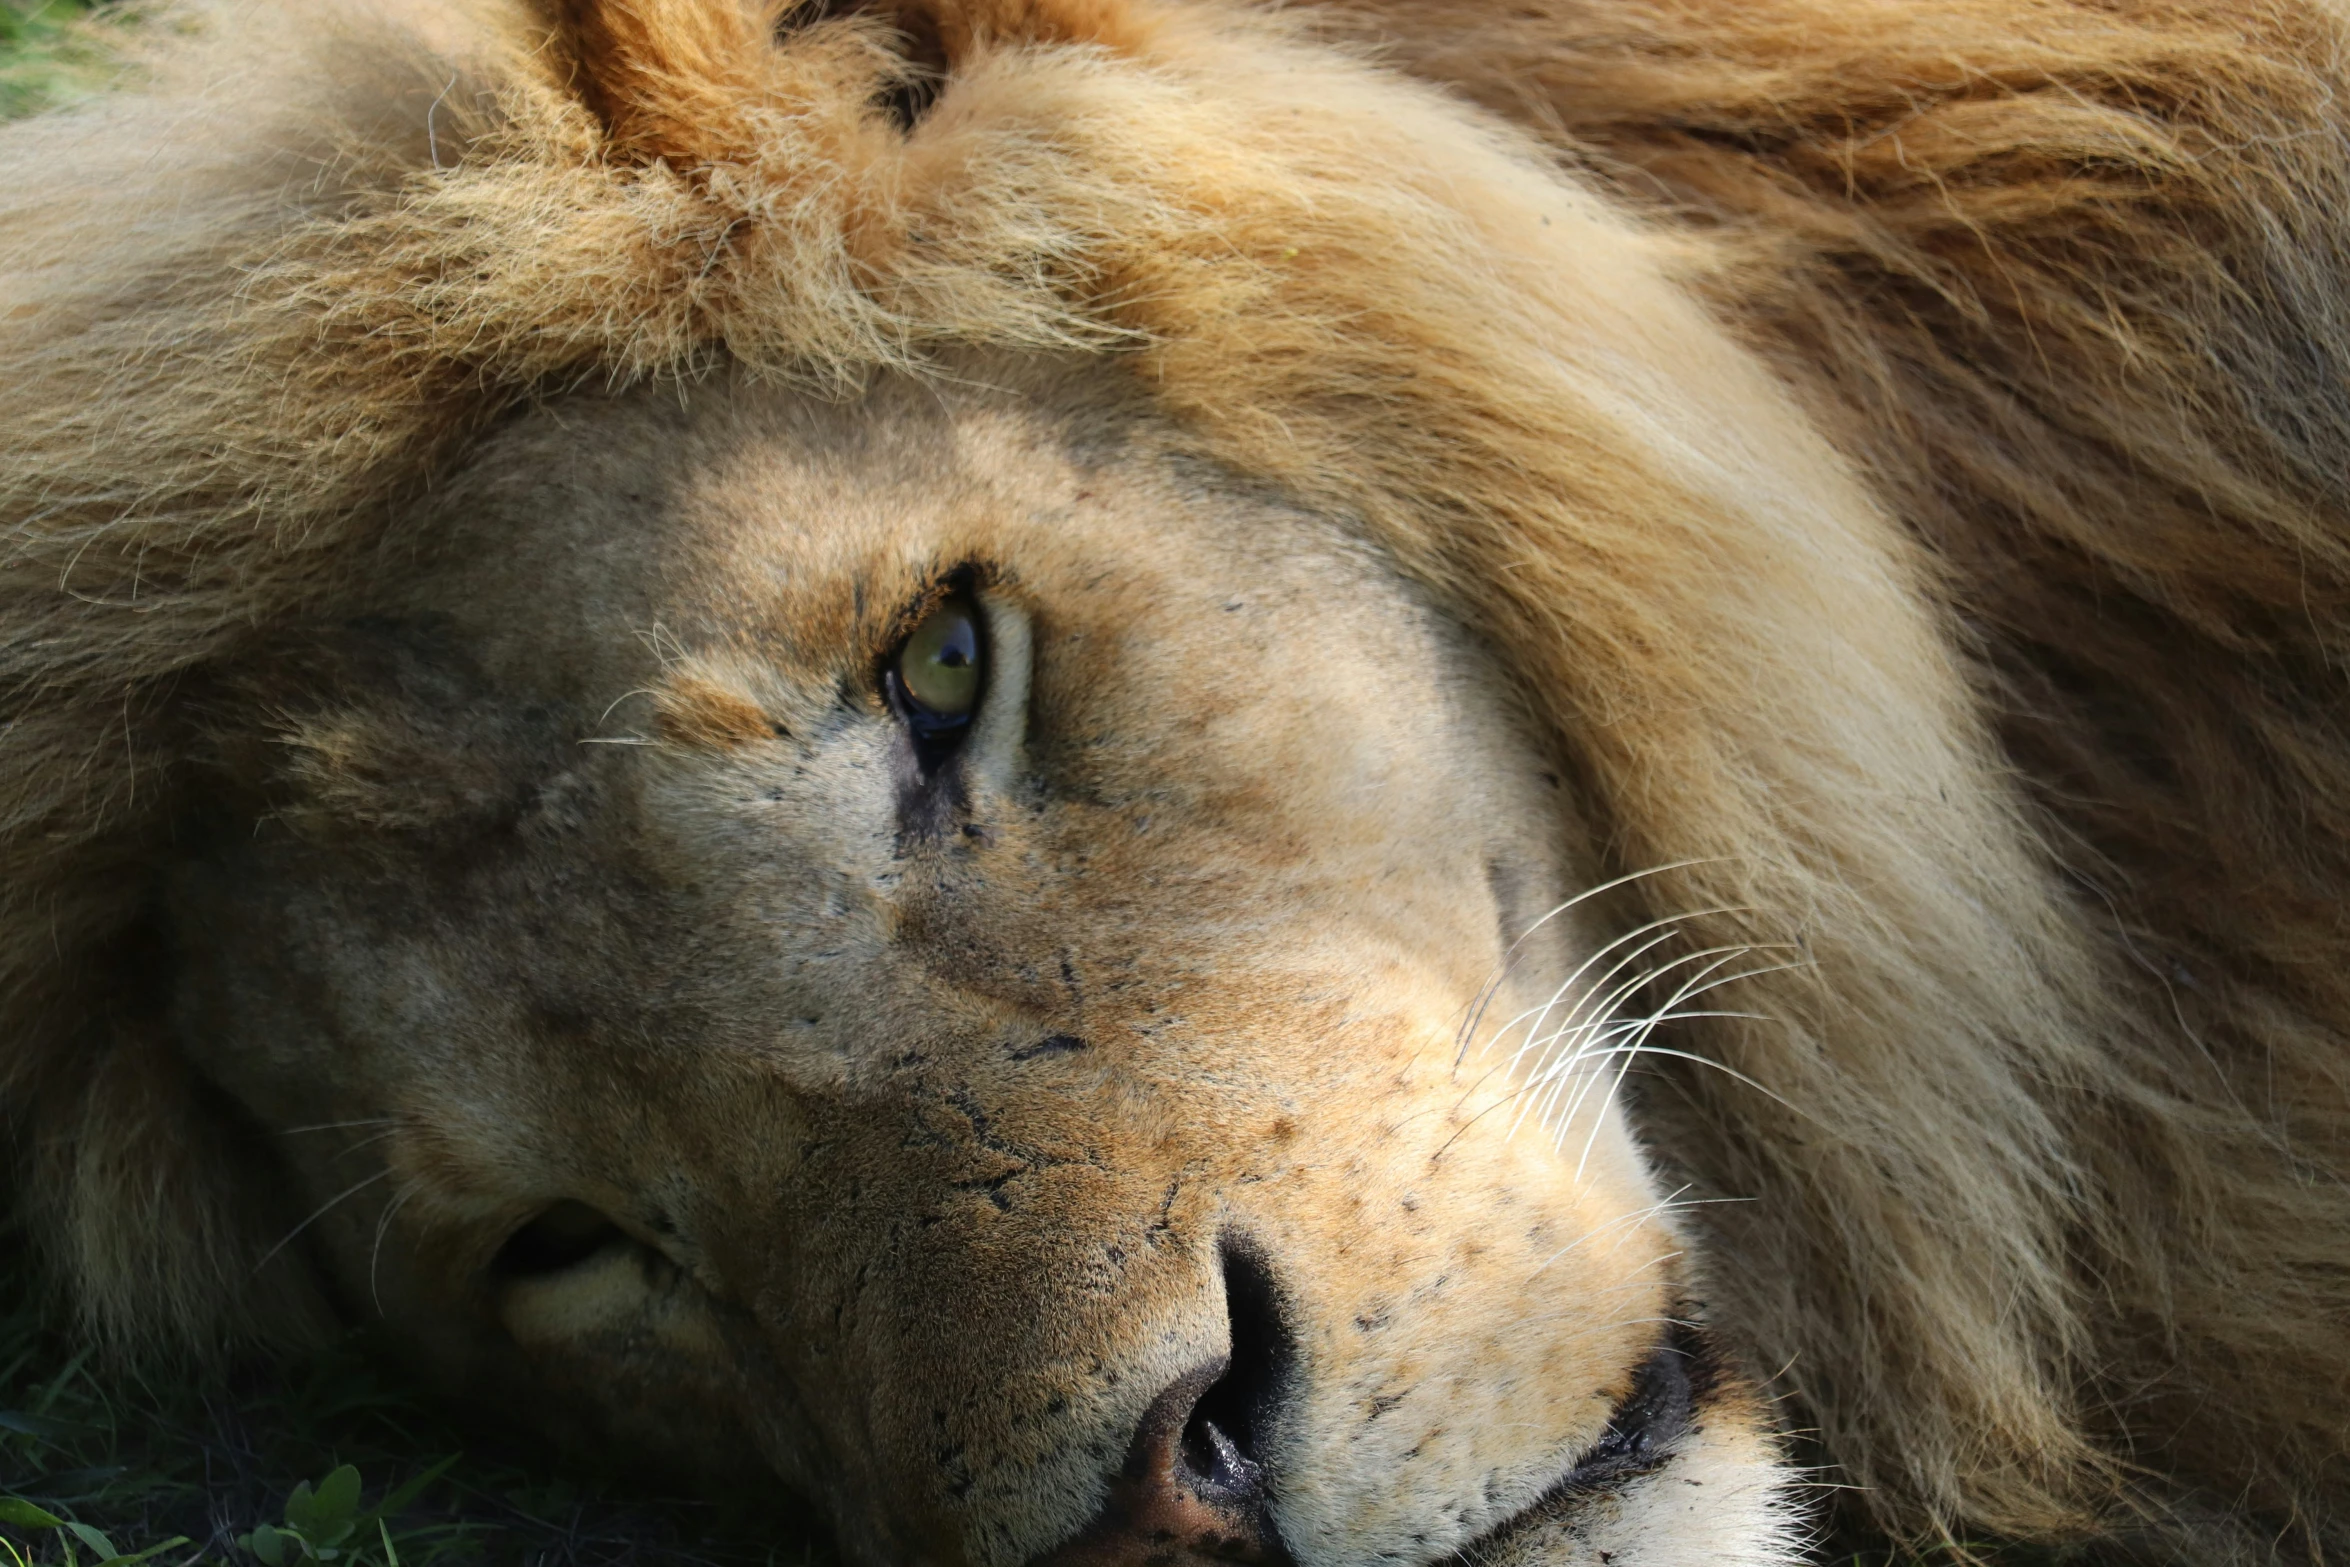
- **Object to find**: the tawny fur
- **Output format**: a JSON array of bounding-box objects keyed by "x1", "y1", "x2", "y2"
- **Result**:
[{"x1": 1, "y1": 0, "x2": 2344, "y2": 1555}]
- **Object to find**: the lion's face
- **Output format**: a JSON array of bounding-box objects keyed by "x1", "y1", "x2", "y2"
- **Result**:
[{"x1": 166, "y1": 361, "x2": 1792, "y2": 1565}]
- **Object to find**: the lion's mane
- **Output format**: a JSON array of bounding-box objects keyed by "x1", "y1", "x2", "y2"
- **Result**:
[{"x1": 3, "y1": 0, "x2": 2346, "y2": 1551}]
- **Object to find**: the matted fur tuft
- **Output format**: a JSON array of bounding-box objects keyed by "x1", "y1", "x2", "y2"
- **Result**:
[{"x1": 3, "y1": 0, "x2": 2346, "y2": 1553}]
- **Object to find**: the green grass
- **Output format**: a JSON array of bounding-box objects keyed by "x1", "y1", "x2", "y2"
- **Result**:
[{"x1": 0, "y1": 0, "x2": 114, "y2": 117}]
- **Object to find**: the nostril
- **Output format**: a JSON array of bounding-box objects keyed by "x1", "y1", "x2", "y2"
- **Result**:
[
  {"x1": 1181, "y1": 1414, "x2": 1263, "y2": 1500},
  {"x1": 492, "y1": 1199, "x2": 628, "y2": 1278},
  {"x1": 1037, "y1": 1238, "x2": 1296, "y2": 1566},
  {"x1": 1176, "y1": 1239, "x2": 1290, "y2": 1503}
]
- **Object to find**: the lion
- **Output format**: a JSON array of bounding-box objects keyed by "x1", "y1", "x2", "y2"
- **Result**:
[{"x1": 3, "y1": 0, "x2": 2347, "y2": 1560}]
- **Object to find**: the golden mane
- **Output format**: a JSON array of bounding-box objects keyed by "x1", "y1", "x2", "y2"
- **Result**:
[{"x1": 3, "y1": 0, "x2": 2346, "y2": 1551}]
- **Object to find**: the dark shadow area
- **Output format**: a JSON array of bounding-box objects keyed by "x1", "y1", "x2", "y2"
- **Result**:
[{"x1": 0, "y1": 1226, "x2": 839, "y2": 1566}]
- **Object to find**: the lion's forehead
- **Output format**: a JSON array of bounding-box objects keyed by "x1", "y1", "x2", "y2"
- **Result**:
[{"x1": 410, "y1": 368, "x2": 1202, "y2": 676}]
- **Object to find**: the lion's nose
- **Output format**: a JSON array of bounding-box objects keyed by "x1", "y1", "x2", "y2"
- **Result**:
[
  {"x1": 1034, "y1": 1245, "x2": 1293, "y2": 1566},
  {"x1": 1032, "y1": 1359, "x2": 1288, "y2": 1566}
]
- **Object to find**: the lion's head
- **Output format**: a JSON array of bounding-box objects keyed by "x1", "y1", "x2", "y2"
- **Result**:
[
  {"x1": 23, "y1": 0, "x2": 2335, "y2": 1558},
  {"x1": 166, "y1": 357, "x2": 1795, "y2": 1564}
]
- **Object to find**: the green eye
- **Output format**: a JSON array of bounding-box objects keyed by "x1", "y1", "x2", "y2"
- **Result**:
[{"x1": 894, "y1": 594, "x2": 982, "y2": 725}]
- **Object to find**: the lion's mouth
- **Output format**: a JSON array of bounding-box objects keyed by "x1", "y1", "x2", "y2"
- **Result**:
[
  {"x1": 1548, "y1": 1326, "x2": 1701, "y2": 1491},
  {"x1": 1432, "y1": 1328, "x2": 1703, "y2": 1566}
]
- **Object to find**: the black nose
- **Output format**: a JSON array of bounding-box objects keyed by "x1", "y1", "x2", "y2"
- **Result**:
[{"x1": 1034, "y1": 1244, "x2": 1293, "y2": 1566}]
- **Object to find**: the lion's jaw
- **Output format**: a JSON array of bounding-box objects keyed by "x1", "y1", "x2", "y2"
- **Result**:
[{"x1": 166, "y1": 364, "x2": 1798, "y2": 1567}]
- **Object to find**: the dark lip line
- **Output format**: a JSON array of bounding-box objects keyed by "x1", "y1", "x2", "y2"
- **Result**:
[{"x1": 1430, "y1": 1322, "x2": 1708, "y2": 1565}]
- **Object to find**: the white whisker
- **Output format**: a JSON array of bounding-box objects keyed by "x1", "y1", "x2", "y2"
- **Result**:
[
  {"x1": 369, "y1": 1182, "x2": 421, "y2": 1318},
  {"x1": 1557, "y1": 948, "x2": 1773, "y2": 1167},
  {"x1": 253, "y1": 1168, "x2": 392, "y2": 1274},
  {"x1": 319, "y1": 1126, "x2": 400, "y2": 1160},
  {"x1": 1451, "y1": 861, "x2": 1729, "y2": 1068},
  {"x1": 1566, "y1": 952, "x2": 1798, "y2": 1177},
  {"x1": 1485, "y1": 908, "x2": 1746, "y2": 1071},
  {"x1": 1435, "y1": 948, "x2": 1756, "y2": 1164},
  {"x1": 279, "y1": 1117, "x2": 396, "y2": 1136},
  {"x1": 1437, "y1": 872, "x2": 1813, "y2": 1184},
  {"x1": 1509, "y1": 944, "x2": 1766, "y2": 1145},
  {"x1": 1548, "y1": 955, "x2": 1799, "y2": 1094},
  {"x1": 1509, "y1": 941, "x2": 1766, "y2": 1141},
  {"x1": 1447, "y1": 911, "x2": 1739, "y2": 1135},
  {"x1": 1527, "y1": 1184, "x2": 1696, "y2": 1270}
]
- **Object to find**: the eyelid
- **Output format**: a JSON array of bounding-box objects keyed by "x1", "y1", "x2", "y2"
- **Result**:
[
  {"x1": 883, "y1": 567, "x2": 985, "y2": 657},
  {"x1": 961, "y1": 589, "x2": 1030, "y2": 800}
]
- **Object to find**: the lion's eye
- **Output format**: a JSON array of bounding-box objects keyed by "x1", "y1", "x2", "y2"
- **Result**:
[{"x1": 887, "y1": 592, "x2": 984, "y2": 761}]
